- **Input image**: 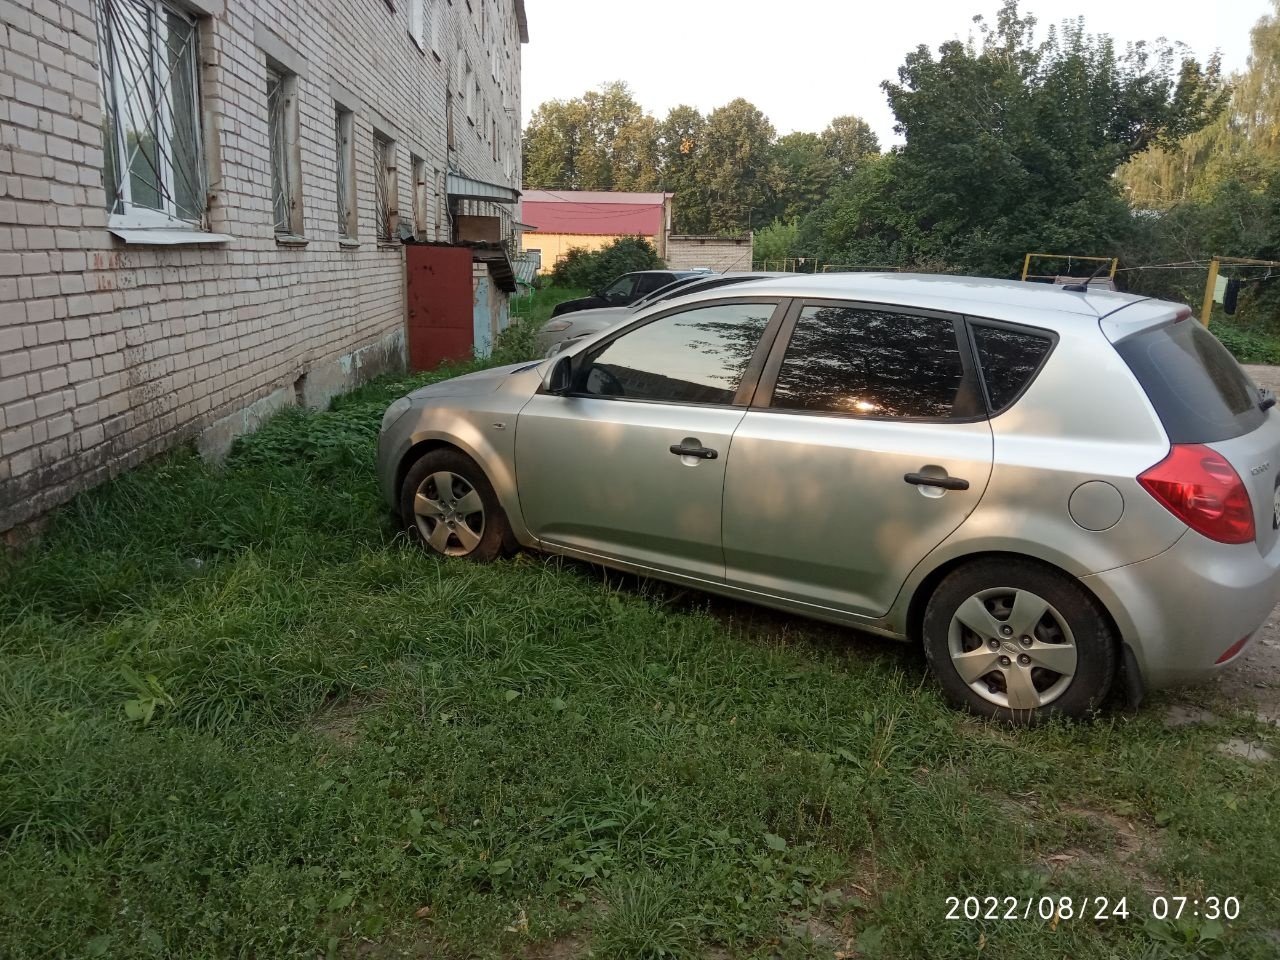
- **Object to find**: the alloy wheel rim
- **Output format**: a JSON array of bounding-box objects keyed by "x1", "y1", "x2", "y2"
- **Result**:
[
  {"x1": 946, "y1": 587, "x2": 1078, "y2": 711},
  {"x1": 413, "y1": 471, "x2": 486, "y2": 557}
]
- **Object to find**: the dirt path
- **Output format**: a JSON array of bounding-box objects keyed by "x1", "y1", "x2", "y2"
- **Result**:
[{"x1": 1243, "y1": 363, "x2": 1280, "y2": 395}]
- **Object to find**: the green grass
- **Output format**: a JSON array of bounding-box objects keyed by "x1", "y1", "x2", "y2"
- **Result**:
[
  {"x1": 1, "y1": 303, "x2": 1278, "y2": 959},
  {"x1": 511, "y1": 284, "x2": 589, "y2": 327}
]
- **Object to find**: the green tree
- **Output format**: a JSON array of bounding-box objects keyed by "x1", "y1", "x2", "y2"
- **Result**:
[
  {"x1": 753, "y1": 218, "x2": 801, "y2": 265},
  {"x1": 810, "y1": 1, "x2": 1227, "y2": 275},
  {"x1": 820, "y1": 115, "x2": 880, "y2": 176},
  {"x1": 1119, "y1": 0, "x2": 1278, "y2": 204},
  {"x1": 657, "y1": 105, "x2": 709, "y2": 233},
  {"x1": 699, "y1": 98, "x2": 780, "y2": 234},
  {"x1": 770, "y1": 131, "x2": 836, "y2": 223},
  {"x1": 522, "y1": 82, "x2": 659, "y2": 190}
]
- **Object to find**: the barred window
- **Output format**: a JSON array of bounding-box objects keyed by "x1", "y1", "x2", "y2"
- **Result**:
[
  {"x1": 373, "y1": 133, "x2": 397, "y2": 243},
  {"x1": 335, "y1": 107, "x2": 356, "y2": 238},
  {"x1": 266, "y1": 68, "x2": 302, "y2": 237},
  {"x1": 411, "y1": 155, "x2": 427, "y2": 237},
  {"x1": 95, "y1": 0, "x2": 205, "y2": 227}
]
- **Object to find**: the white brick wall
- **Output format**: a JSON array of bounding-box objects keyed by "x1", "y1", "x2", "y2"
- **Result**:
[
  {"x1": 0, "y1": 0, "x2": 526, "y2": 533},
  {"x1": 666, "y1": 234, "x2": 754, "y2": 273}
]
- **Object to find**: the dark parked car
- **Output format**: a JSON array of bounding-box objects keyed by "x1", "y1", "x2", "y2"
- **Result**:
[{"x1": 549, "y1": 269, "x2": 706, "y2": 317}]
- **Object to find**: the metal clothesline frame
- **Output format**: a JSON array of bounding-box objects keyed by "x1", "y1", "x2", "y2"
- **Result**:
[
  {"x1": 1020, "y1": 252, "x2": 1118, "y2": 283},
  {"x1": 1199, "y1": 256, "x2": 1280, "y2": 325}
]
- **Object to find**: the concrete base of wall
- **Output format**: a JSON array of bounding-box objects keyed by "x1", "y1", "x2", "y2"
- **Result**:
[
  {"x1": 299, "y1": 326, "x2": 406, "y2": 412},
  {"x1": 197, "y1": 326, "x2": 406, "y2": 462},
  {"x1": 195, "y1": 387, "x2": 296, "y2": 462}
]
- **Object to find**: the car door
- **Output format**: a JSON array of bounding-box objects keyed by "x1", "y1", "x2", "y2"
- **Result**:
[
  {"x1": 722, "y1": 300, "x2": 994, "y2": 617},
  {"x1": 516, "y1": 298, "x2": 786, "y2": 583}
]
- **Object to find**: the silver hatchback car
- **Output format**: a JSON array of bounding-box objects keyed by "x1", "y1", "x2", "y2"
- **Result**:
[{"x1": 377, "y1": 274, "x2": 1280, "y2": 722}]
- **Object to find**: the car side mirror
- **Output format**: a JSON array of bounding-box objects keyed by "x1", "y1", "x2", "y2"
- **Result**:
[{"x1": 543, "y1": 354, "x2": 574, "y2": 395}]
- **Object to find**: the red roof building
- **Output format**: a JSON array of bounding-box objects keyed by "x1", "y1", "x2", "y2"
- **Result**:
[{"x1": 520, "y1": 190, "x2": 674, "y2": 272}]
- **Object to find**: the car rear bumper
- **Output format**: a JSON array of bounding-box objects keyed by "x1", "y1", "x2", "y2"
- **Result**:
[{"x1": 1084, "y1": 530, "x2": 1280, "y2": 689}]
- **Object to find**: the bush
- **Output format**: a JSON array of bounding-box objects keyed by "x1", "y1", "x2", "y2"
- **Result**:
[
  {"x1": 549, "y1": 236, "x2": 664, "y2": 291},
  {"x1": 1209, "y1": 322, "x2": 1280, "y2": 365}
]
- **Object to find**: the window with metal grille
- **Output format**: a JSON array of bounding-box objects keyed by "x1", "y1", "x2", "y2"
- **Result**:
[
  {"x1": 266, "y1": 67, "x2": 300, "y2": 236},
  {"x1": 374, "y1": 133, "x2": 397, "y2": 243},
  {"x1": 335, "y1": 107, "x2": 356, "y2": 238},
  {"x1": 95, "y1": 0, "x2": 205, "y2": 227},
  {"x1": 411, "y1": 155, "x2": 427, "y2": 237}
]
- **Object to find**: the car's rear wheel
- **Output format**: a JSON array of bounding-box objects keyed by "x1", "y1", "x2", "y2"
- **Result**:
[
  {"x1": 922, "y1": 559, "x2": 1116, "y2": 723},
  {"x1": 399, "y1": 449, "x2": 514, "y2": 562}
]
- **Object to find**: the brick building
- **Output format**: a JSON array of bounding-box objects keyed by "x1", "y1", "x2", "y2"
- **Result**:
[{"x1": 0, "y1": 0, "x2": 528, "y2": 534}]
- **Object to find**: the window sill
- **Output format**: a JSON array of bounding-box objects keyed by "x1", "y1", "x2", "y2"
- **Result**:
[
  {"x1": 275, "y1": 234, "x2": 309, "y2": 248},
  {"x1": 338, "y1": 238, "x2": 361, "y2": 250},
  {"x1": 109, "y1": 226, "x2": 233, "y2": 246},
  {"x1": 376, "y1": 242, "x2": 401, "y2": 251}
]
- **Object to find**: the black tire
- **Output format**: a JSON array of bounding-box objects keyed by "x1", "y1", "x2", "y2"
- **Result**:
[
  {"x1": 922, "y1": 558, "x2": 1116, "y2": 723},
  {"x1": 399, "y1": 448, "x2": 515, "y2": 562}
]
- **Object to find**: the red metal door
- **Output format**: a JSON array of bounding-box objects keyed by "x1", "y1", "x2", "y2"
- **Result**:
[{"x1": 405, "y1": 245, "x2": 474, "y2": 371}]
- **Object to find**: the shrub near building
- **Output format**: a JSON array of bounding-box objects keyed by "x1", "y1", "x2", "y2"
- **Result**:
[{"x1": 549, "y1": 236, "x2": 665, "y2": 290}]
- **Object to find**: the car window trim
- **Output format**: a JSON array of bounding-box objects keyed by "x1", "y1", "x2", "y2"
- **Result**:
[
  {"x1": 550, "y1": 296, "x2": 792, "y2": 409},
  {"x1": 963, "y1": 316, "x2": 1060, "y2": 417},
  {"x1": 748, "y1": 297, "x2": 988, "y2": 424}
]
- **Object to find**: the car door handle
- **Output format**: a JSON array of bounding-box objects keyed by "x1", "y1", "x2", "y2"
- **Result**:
[
  {"x1": 670, "y1": 442, "x2": 718, "y2": 460},
  {"x1": 904, "y1": 472, "x2": 969, "y2": 491}
]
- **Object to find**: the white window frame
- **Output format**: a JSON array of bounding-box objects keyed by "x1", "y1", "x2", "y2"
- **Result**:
[
  {"x1": 465, "y1": 59, "x2": 475, "y2": 123},
  {"x1": 97, "y1": 0, "x2": 208, "y2": 230},
  {"x1": 429, "y1": 0, "x2": 442, "y2": 55},
  {"x1": 408, "y1": 0, "x2": 425, "y2": 50}
]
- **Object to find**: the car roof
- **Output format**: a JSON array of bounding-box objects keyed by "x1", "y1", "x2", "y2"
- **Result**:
[{"x1": 672, "y1": 272, "x2": 1182, "y2": 332}]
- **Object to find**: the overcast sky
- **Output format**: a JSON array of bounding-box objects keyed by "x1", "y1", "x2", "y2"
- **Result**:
[{"x1": 521, "y1": 0, "x2": 1272, "y2": 146}]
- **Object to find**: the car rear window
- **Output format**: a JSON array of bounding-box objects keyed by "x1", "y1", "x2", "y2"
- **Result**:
[
  {"x1": 1115, "y1": 319, "x2": 1264, "y2": 443},
  {"x1": 971, "y1": 324, "x2": 1054, "y2": 412}
]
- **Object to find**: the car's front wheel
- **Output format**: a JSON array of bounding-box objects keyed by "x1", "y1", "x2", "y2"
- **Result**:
[
  {"x1": 399, "y1": 449, "x2": 514, "y2": 562},
  {"x1": 922, "y1": 559, "x2": 1117, "y2": 723}
]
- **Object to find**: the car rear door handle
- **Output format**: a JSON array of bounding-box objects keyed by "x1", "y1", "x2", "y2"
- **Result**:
[
  {"x1": 670, "y1": 441, "x2": 718, "y2": 460},
  {"x1": 904, "y1": 472, "x2": 969, "y2": 491}
]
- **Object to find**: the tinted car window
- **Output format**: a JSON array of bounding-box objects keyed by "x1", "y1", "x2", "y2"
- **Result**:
[
  {"x1": 603, "y1": 275, "x2": 639, "y2": 299},
  {"x1": 1115, "y1": 319, "x2": 1264, "y2": 443},
  {"x1": 634, "y1": 275, "x2": 701, "y2": 308},
  {"x1": 771, "y1": 305, "x2": 965, "y2": 418},
  {"x1": 971, "y1": 325, "x2": 1053, "y2": 412},
  {"x1": 581, "y1": 302, "x2": 774, "y2": 405},
  {"x1": 634, "y1": 273, "x2": 670, "y2": 295}
]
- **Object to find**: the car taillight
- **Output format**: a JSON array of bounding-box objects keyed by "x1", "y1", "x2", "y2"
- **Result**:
[{"x1": 1138, "y1": 444, "x2": 1255, "y2": 544}]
